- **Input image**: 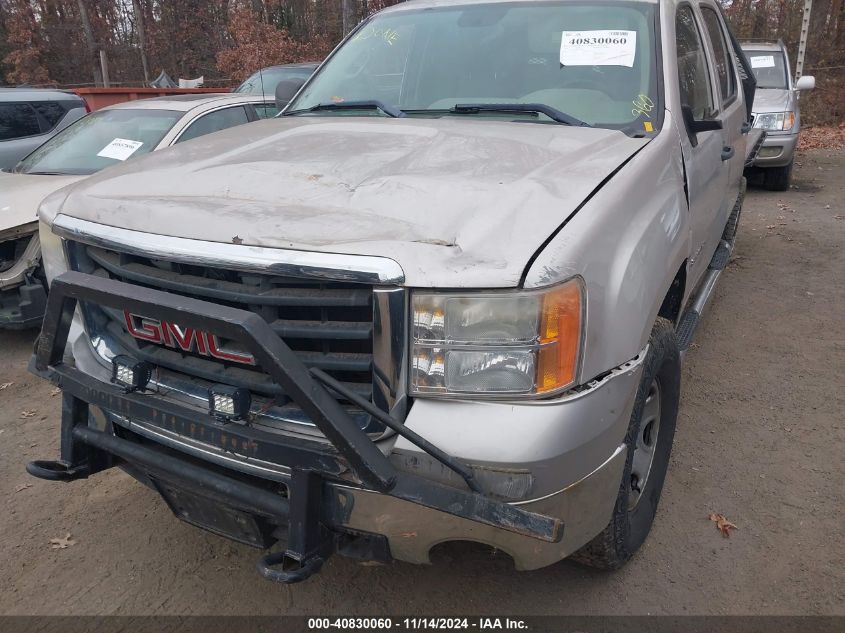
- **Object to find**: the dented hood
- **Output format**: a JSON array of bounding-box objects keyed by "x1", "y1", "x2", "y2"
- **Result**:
[
  {"x1": 0, "y1": 171, "x2": 84, "y2": 233},
  {"x1": 44, "y1": 117, "x2": 648, "y2": 287}
]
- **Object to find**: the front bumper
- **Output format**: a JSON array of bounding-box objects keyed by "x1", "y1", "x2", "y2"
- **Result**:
[
  {"x1": 0, "y1": 231, "x2": 46, "y2": 329},
  {"x1": 0, "y1": 276, "x2": 47, "y2": 329},
  {"x1": 28, "y1": 271, "x2": 639, "y2": 578},
  {"x1": 752, "y1": 131, "x2": 799, "y2": 168}
]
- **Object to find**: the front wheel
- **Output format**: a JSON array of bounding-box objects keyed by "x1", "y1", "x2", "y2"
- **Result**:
[
  {"x1": 763, "y1": 161, "x2": 793, "y2": 191},
  {"x1": 572, "y1": 317, "x2": 681, "y2": 570}
]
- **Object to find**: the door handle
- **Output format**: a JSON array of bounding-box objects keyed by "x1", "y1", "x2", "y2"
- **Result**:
[
  {"x1": 741, "y1": 121, "x2": 752, "y2": 134},
  {"x1": 721, "y1": 146, "x2": 735, "y2": 161}
]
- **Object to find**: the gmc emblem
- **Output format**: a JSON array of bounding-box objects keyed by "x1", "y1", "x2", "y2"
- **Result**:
[{"x1": 123, "y1": 311, "x2": 256, "y2": 366}]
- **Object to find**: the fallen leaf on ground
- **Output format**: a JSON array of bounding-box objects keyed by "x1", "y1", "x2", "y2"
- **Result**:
[
  {"x1": 14, "y1": 483, "x2": 32, "y2": 493},
  {"x1": 20, "y1": 410, "x2": 37, "y2": 418},
  {"x1": 0, "y1": 382, "x2": 12, "y2": 390},
  {"x1": 798, "y1": 125, "x2": 845, "y2": 152},
  {"x1": 49, "y1": 533, "x2": 76, "y2": 549},
  {"x1": 708, "y1": 513, "x2": 738, "y2": 538}
]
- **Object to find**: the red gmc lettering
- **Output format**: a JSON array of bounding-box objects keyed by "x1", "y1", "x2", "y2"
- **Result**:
[
  {"x1": 123, "y1": 311, "x2": 255, "y2": 365},
  {"x1": 205, "y1": 334, "x2": 255, "y2": 365}
]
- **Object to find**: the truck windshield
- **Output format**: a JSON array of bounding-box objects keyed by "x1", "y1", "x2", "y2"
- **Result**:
[
  {"x1": 745, "y1": 51, "x2": 789, "y2": 89},
  {"x1": 287, "y1": 1, "x2": 660, "y2": 133},
  {"x1": 16, "y1": 108, "x2": 181, "y2": 175}
]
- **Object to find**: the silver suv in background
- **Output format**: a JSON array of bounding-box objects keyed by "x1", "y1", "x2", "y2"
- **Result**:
[
  {"x1": 0, "y1": 88, "x2": 88, "y2": 171},
  {"x1": 741, "y1": 40, "x2": 815, "y2": 190}
]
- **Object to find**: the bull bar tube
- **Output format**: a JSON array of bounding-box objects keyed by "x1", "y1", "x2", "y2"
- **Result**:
[{"x1": 27, "y1": 271, "x2": 563, "y2": 583}]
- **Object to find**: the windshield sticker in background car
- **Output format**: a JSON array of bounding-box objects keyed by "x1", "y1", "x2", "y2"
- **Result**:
[
  {"x1": 97, "y1": 138, "x2": 144, "y2": 161},
  {"x1": 560, "y1": 30, "x2": 637, "y2": 67},
  {"x1": 750, "y1": 55, "x2": 776, "y2": 68},
  {"x1": 632, "y1": 94, "x2": 655, "y2": 119}
]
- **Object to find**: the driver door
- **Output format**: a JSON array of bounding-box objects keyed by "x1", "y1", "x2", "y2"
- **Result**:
[{"x1": 675, "y1": 4, "x2": 728, "y2": 289}]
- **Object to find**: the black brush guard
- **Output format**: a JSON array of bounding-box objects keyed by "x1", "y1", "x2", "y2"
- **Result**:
[{"x1": 27, "y1": 271, "x2": 563, "y2": 583}]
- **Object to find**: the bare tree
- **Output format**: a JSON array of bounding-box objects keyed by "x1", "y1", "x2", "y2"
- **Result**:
[{"x1": 131, "y1": 0, "x2": 150, "y2": 84}]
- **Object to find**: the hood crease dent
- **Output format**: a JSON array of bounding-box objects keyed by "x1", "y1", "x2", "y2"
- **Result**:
[{"x1": 44, "y1": 117, "x2": 649, "y2": 287}]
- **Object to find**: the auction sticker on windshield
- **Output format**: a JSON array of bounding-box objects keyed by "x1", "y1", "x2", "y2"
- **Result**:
[
  {"x1": 750, "y1": 55, "x2": 776, "y2": 68},
  {"x1": 97, "y1": 138, "x2": 144, "y2": 161},
  {"x1": 560, "y1": 30, "x2": 637, "y2": 67}
]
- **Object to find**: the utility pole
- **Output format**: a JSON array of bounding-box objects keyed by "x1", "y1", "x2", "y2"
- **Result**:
[
  {"x1": 795, "y1": 0, "x2": 813, "y2": 80},
  {"x1": 99, "y1": 50, "x2": 111, "y2": 88}
]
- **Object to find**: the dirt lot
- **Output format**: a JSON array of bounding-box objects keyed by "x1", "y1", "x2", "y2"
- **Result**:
[{"x1": 0, "y1": 150, "x2": 842, "y2": 616}]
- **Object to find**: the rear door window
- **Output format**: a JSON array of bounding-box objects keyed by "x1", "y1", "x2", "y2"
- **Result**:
[
  {"x1": 176, "y1": 106, "x2": 250, "y2": 143},
  {"x1": 700, "y1": 6, "x2": 737, "y2": 105},
  {"x1": 0, "y1": 103, "x2": 42, "y2": 140}
]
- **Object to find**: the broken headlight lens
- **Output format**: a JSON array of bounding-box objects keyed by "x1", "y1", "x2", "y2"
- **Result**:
[{"x1": 411, "y1": 278, "x2": 584, "y2": 398}]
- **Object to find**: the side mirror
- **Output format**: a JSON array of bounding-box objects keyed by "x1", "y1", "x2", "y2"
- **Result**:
[
  {"x1": 682, "y1": 105, "x2": 723, "y2": 141},
  {"x1": 275, "y1": 78, "x2": 307, "y2": 110},
  {"x1": 795, "y1": 75, "x2": 815, "y2": 91}
]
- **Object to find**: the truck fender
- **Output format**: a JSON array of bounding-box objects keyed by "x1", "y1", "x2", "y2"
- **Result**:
[{"x1": 523, "y1": 114, "x2": 690, "y2": 383}]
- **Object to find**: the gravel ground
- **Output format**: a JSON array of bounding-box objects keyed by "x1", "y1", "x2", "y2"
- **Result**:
[{"x1": 0, "y1": 150, "x2": 842, "y2": 616}]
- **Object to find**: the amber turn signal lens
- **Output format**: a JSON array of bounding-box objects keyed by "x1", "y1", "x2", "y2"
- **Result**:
[
  {"x1": 783, "y1": 111, "x2": 795, "y2": 131},
  {"x1": 537, "y1": 280, "x2": 583, "y2": 393}
]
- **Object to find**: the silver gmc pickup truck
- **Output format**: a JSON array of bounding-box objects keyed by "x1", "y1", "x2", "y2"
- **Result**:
[{"x1": 28, "y1": 0, "x2": 757, "y2": 582}]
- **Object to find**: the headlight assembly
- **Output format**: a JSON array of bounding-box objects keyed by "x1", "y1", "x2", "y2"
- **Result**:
[
  {"x1": 410, "y1": 278, "x2": 584, "y2": 398},
  {"x1": 754, "y1": 111, "x2": 795, "y2": 132}
]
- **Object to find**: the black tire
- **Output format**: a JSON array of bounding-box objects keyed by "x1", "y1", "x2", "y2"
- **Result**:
[
  {"x1": 571, "y1": 317, "x2": 681, "y2": 570},
  {"x1": 763, "y1": 161, "x2": 793, "y2": 191}
]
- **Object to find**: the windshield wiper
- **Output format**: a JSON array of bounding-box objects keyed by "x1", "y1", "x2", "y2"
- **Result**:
[
  {"x1": 450, "y1": 103, "x2": 591, "y2": 127},
  {"x1": 285, "y1": 100, "x2": 406, "y2": 118}
]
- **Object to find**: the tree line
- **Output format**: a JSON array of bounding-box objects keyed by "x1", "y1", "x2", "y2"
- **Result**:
[
  {"x1": 0, "y1": 0, "x2": 401, "y2": 88},
  {"x1": 0, "y1": 0, "x2": 842, "y2": 124}
]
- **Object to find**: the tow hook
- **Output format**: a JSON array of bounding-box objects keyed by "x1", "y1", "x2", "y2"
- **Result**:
[
  {"x1": 256, "y1": 551, "x2": 326, "y2": 584},
  {"x1": 26, "y1": 459, "x2": 90, "y2": 481}
]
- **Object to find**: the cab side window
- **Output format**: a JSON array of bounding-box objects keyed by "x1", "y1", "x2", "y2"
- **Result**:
[
  {"x1": 700, "y1": 6, "x2": 737, "y2": 104},
  {"x1": 676, "y1": 6, "x2": 715, "y2": 120},
  {"x1": 0, "y1": 103, "x2": 41, "y2": 141},
  {"x1": 176, "y1": 106, "x2": 250, "y2": 144},
  {"x1": 254, "y1": 104, "x2": 280, "y2": 119}
]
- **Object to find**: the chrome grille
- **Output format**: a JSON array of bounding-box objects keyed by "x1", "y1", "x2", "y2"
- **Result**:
[{"x1": 66, "y1": 240, "x2": 403, "y2": 433}]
